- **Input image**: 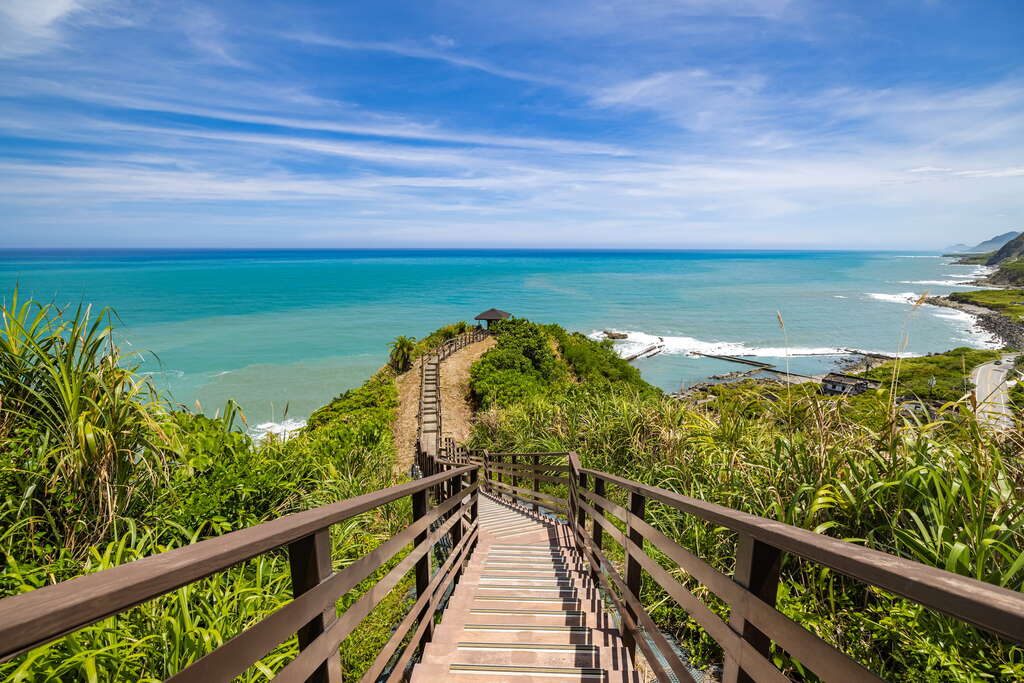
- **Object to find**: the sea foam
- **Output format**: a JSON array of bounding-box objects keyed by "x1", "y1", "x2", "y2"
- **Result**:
[
  {"x1": 251, "y1": 418, "x2": 306, "y2": 443},
  {"x1": 900, "y1": 280, "x2": 974, "y2": 287},
  {"x1": 866, "y1": 292, "x2": 923, "y2": 304},
  {"x1": 865, "y1": 291, "x2": 1001, "y2": 348},
  {"x1": 589, "y1": 330, "x2": 904, "y2": 359}
]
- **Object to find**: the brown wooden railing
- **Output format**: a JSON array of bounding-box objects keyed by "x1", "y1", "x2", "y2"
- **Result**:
[
  {"x1": 4, "y1": 443, "x2": 1021, "y2": 679},
  {"x1": 415, "y1": 328, "x2": 489, "y2": 458},
  {"x1": 436, "y1": 327, "x2": 488, "y2": 361},
  {"x1": 0, "y1": 465, "x2": 478, "y2": 682},
  {"x1": 483, "y1": 451, "x2": 1024, "y2": 682}
]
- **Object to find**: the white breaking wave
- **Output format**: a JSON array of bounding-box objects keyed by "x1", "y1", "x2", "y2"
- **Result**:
[
  {"x1": 251, "y1": 418, "x2": 306, "y2": 443},
  {"x1": 900, "y1": 279, "x2": 974, "y2": 287},
  {"x1": 589, "y1": 330, "x2": 904, "y2": 359},
  {"x1": 931, "y1": 309, "x2": 1001, "y2": 348},
  {"x1": 894, "y1": 255, "x2": 941, "y2": 258},
  {"x1": 865, "y1": 292, "x2": 1001, "y2": 348},
  {"x1": 946, "y1": 265, "x2": 994, "y2": 275},
  {"x1": 866, "y1": 292, "x2": 923, "y2": 304},
  {"x1": 833, "y1": 295, "x2": 848, "y2": 298},
  {"x1": 142, "y1": 369, "x2": 185, "y2": 379}
]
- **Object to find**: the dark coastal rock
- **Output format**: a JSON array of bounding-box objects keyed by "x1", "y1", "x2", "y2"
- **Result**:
[
  {"x1": 603, "y1": 330, "x2": 628, "y2": 340},
  {"x1": 925, "y1": 296, "x2": 1024, "y2": 349}
]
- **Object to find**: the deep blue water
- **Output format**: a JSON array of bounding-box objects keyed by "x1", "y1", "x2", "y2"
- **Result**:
[{"x1": 0, "y1": 249, "x2": 993, "y2": 431}]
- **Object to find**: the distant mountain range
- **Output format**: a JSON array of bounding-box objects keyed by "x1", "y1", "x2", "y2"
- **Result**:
[
  {"x1": 946, "y1": 231, "x2": 1021, "y2": 253},
  {"x1": 987, "y1": 232, "x2": 1024, "y2": 266}
]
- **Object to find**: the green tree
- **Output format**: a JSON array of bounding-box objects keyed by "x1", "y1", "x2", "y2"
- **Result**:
[{"x1": 388, "y1": 335, "x2": 416, "y2": 372}]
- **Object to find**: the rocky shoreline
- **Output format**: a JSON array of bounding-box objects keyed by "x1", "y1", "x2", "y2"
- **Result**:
[{"x1": 924, "y1": 296, "x2": 1024, "y2": 349}]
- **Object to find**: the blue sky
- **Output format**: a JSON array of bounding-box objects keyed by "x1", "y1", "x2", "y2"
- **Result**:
[{"x1": 1, "y1": 1, "x2": 1022, "y2": 249}]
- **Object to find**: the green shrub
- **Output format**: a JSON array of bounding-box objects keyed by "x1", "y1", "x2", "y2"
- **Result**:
[
  {"x1": 468, "y1": 319, "x2": 565, "y2": 406},
  {"x1": 0, "y1": 292, "x2": 406, "y2": 680},
  {"x1": 860, "y1": 347, "x2": 1001, "y2": 402},
  {"x1": 949, "y1": 289, "x2": 1024, "y2": 322},
  {"x1": 469, "y1": 343, "x2": 1024, "y2": 680}
]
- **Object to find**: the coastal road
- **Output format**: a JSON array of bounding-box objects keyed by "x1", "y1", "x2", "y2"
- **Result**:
[{"x1": 972, "y1": 354, "x2": 1019, "y2": 430}]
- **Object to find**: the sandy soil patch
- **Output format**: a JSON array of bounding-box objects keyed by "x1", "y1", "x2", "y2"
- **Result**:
[
  {"x1": 441, "y1": 337, "x2": 496, "y2": 447},
  {"x1": 393, "y1": 357, "x2": 422, "y2": 476}
]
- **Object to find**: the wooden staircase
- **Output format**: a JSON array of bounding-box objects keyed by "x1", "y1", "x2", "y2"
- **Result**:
[{"x1": 411, "y1": 493, "x2": 639, "y2": 682}]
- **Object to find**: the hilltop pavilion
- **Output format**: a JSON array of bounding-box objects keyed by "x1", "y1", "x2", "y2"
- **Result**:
[{"x1": 474, "y1": 308, "x2": 511, "y2": 328}]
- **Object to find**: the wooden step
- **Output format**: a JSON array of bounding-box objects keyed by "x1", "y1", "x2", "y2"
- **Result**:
[{"x1": 410, "y1": 492, "x2": 639, "y2": 683}]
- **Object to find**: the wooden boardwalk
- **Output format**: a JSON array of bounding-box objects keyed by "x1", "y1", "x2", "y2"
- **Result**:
[
  {"x1": 411, "y1": 493, "x2": 638, "y2": 682},
  {"x1": 414, "y1": 331, "x2": 639, "y2": 681}
]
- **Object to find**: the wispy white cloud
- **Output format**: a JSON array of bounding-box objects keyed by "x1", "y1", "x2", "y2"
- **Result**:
[
  {"x1": 0, "y1": 0, "x2": 86, "y2": 57},
  {"x1": 288, "y1": 33, "x2": 564, "y2": 87},
  {"x1": 0, "y1": 0, "x2": 1021, "y2": 248},
  {"x1": 590, "y1": 69, "x2": 768, "y2": 134},
  {"x1": 1, "y1": 75, "x2": 632, "y2": 156},
  {"x1": 180, "y1": 6, "x2": 247, "y2": 67}
]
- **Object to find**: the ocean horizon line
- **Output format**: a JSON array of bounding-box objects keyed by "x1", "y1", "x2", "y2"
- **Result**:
[{"x1": 0, "y1": 246, "x2": 943, "y2": 256}]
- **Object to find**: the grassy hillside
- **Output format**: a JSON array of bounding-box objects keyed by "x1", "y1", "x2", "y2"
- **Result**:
[
  {"x1": 947, "y1": 251, "x2": 994, "y2": 265},
  {"x1": 949, "y1": 289, "x2": 1024, "y2": 321},
  {"x1": 989, "y1": 259, "x2": 1024, "y2": 286},
  {"x1": 468, "y1": 320, "x2": 1024, "y2": 681},
  {"x1": 0, "y1": 292, "x2": 464, "y2": 680},
  {"x1": 469, "y1": 318, "x2": 655, "y2": 409},
  {"x1": 858, "y1": 346, "x2": 1002, "y2": 402},
  {"x1": 987, "y1": 232, "x2": 1024, "y2": 265}
]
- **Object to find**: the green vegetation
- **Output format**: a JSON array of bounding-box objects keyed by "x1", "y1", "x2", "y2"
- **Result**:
[
  {"x1": 0, "y1": 292, "x2": 417, "y2": 680},
  {"x1": 859, "y1": 346, "x2": 1002, "y2": 402},
  {"x1": 949, "y1": 289, "x2": 1024, "y2": 321},
  {"x1": 3, "y1": 294, "x2": 1021, "y2": 681},
  {"x1": 469, "y1": 318, "x2": 654, "y2": 408},
  {"x1": 948, "y1": 252, "x2": 993, "y2": 265},
  {"x1": 388, "y1": 335, "x2": 416, "y2": 372},
  {"x1": 987, "y1": 233, "x2": 1024, "y2": 266},
  {"x1": 990, "y1": 260, "x2": 1024, "y2": 286},
  {"x1": 469, "y1": 321, "x2": 1024, "y2": 681},
  {"x1": 411, "y1": 320, "x2": 473, "y2": 358}
]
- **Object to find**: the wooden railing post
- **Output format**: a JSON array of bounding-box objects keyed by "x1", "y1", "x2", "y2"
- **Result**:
[
  {"x1": 511, "y1": 455, "x2": 519, "y2": 497},
  {"x1": 573, "y1": 473, "x2": 589, "y2": 532},
  {"x1": 532, "y1": 454, "x2": 540, "y2": 512},
  {"x1": 288, "y1": 529, "x2": 342, "y2": 683},
  {"x1": 450, "y1": 467, "x2": 464, "y2": 550},
  {"x1": 575, "y1": 469, "x2": 587, "y2": 543},
  {"x1": 469, "y1": 467, "x2": 479, "y2": 525},
  {"x1": 501, "y1": 455, "x2": 511, "y2": 503},
  {"x1": 590, "y1": 477, "x2": 605, "y2": 583},
  {"x1": 411, "y1": 488, "x2": 434, "y2": 645},
  {"x1": 723, "y1": 535, "x2": 782, "y2": 683},
  {"x1": 623, "y1": 491, "x2": 646, "y2": 660}
]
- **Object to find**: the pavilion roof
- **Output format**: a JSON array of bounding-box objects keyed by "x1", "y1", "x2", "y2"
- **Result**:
[{"x1": 474, "y1": 308, "x2": 511, "y2": 321}]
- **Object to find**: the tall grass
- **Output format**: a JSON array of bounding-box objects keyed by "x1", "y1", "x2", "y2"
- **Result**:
[
  {"x1": 1, "y1": 288, "x2": 170, "y2": 552},
  {"x1": 0, "y1": 292, "x2": 412, "y2": 680},
  {"x1": 469, "y1": 321, "x2": 1024, "y2": 680}
]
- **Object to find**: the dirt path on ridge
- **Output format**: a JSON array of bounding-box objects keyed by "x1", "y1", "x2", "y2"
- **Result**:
[
  {"x1": 392, "y1": 336, "x2": 496, "y2": 477},
  {"x1": 393, "y1": 357, "x2": 422, "y2": 477},
  {"x1": 440, "y1": 337, "x2": 496, "y2": 447}
]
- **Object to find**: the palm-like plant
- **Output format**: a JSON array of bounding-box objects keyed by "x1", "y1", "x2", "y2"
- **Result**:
[
  {"x1": 0, "y1": 289, "x2": 170, "y2": 552},
  {"x1": 388, "y1": 336, "x2": 416, "y2": 373}
]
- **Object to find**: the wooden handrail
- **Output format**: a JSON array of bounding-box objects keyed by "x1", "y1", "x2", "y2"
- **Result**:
[
  {"x1": 6, "y1": 433, "x2": 1022, "y2": 681},
  {"x1": 484, "y1": 450, "x2": 1024, "y2": 682},
  {"x1": 0, "y1": 465, "x2": 477, "y2": 679},
  {"x1": 580, "y1": 467, "x2": 1024, "y2": 645}
]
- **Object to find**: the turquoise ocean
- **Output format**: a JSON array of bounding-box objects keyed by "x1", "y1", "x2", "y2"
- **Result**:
[{"x1": 0, "y1": 250, "x2": 995, "y2": 435}]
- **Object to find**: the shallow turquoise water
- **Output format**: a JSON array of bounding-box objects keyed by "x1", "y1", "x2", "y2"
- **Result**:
[{"x1": 0, "y1": 249, "x2": 993, "y2": 431}]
